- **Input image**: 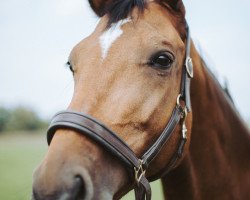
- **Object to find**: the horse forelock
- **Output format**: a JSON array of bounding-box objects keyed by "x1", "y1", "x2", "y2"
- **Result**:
[
  {"x1": 104, "y1": 0, "x2": 186, "y2": 38},
  {"x1": 105, "y1": 0, "x2": 147, "y2": 27}
]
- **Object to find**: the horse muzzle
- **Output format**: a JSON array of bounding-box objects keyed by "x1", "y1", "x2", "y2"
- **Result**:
[
  {"x1": 31, "y1": 129, "x2": 125, "y2": 200},
  {"x1": 32, "y1": 163, "x2": 94, "y2": 200}
]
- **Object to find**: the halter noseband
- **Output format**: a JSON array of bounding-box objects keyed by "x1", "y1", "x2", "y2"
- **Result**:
[{"x1": 47, "y1": 23, "x2": 193, "y2": 200}]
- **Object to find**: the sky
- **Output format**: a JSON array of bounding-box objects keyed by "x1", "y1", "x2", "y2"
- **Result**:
[{"x1": 0, "y1": 0, "x2": 250, "y2": 121}]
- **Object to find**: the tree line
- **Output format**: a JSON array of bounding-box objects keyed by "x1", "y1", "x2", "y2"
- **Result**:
[{"x1": 0, "y1": 106, "x2": 48, "y2": 133}]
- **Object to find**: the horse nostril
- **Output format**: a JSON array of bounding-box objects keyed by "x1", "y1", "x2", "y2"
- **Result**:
[
  {"x1": 71, "y1": 175, "x2": 85, "y2": 200},
  {"x1": 32, "y1": 175, "x2": 87, "y2": 200},
  {"x1": 32, "y1": 165, "x2": 94, "y2": 200}
]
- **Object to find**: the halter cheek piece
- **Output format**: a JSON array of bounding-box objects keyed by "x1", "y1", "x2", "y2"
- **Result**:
[{"x1": 47, "y1": 23, "x2": 193, "y2": 200}]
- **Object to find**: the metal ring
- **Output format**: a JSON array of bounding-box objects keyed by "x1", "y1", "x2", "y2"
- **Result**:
[
  {"x1": 177, "y1": 94, "x2": 188, "y2": 118},
  {"x1": 176, "y1": 94, "x2": 182, "y2": 106}
]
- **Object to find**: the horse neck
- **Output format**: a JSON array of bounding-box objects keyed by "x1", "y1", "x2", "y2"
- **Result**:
[{"x1": 161, "y1": 42, "x2": 250, "y2": 200}]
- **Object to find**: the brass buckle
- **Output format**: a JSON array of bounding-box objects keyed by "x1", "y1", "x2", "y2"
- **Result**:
[
  {"x1": 176, "y1": 94, "x2": 186, "y2": 110},
  {"x1": 134, "y1": 159, "x2": 146, "y2": 186},
  {"x1": 181, "y1": 108, "x2": 188, "y2": 139},
  {"x1": 176, "y1": 94, "x2": 184, "y2": 110},
  {"x1": 177, "y1": 95, "x2": 187, "y2": 113},
  {"x1": 177, "y1": 94, "x2": 188, "y2": 139}
]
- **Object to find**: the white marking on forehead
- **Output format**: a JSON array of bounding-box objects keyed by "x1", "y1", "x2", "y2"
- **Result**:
[{"x1": 99, "y1": 18, "x2": 131, "y2": 59}]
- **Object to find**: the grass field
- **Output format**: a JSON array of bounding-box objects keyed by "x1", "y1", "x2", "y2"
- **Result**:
[{"x1": 0, "y1": 131, "x2": 163, "y2": 200}]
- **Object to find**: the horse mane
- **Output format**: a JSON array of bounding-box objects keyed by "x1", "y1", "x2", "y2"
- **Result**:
[{"x1": 200, "y1": 56, "x2": 235, "y2": 104}]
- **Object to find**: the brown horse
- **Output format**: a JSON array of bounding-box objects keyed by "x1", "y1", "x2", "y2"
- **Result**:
[{"x1": 32, "y1": 0, "x2": 250, "y2": 199}]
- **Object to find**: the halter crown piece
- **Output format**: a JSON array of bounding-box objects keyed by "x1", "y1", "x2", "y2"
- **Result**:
[{"x1": 47, "y1": 23, "x2": 193, "y2": 200}]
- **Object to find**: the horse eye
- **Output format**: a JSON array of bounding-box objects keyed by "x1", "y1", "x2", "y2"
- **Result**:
[{"x1": 150, "y1": 53, "x2": 174, "y2": 69}]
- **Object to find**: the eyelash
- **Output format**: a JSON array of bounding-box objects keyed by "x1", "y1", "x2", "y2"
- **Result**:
[{"x1": 66, "y1": 61, "x2": 74, "y2": 73}]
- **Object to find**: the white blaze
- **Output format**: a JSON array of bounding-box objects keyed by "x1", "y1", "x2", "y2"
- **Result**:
[{"x1": 99, "y1": 19, "x2": 130, "y2": 59}]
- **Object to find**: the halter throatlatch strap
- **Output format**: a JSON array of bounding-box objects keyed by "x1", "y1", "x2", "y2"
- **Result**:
[
  {"x1": 181, "y1": 23, "x2": 193, "y2": 112},
  {"x1": 141, "y1": 105, "x2": 184, "y2": 169},
  {"x1": 47, "y1": 24, "x2": 193, "y2": 200}
]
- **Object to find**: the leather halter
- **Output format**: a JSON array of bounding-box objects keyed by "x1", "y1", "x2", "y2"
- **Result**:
[{"x1": 47, "y1": 23, "x2": 193, "y2": 200}]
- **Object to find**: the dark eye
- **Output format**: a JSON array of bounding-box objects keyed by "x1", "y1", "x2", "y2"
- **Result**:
[
  {"x1": 66, "y1": 61, "x2": 74, "y2": 74},
  {"x1": 149, "y1": 52, "x2": 174, "y2": 70}
]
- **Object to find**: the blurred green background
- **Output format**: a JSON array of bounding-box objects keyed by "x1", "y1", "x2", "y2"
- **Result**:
[
  {"x1": 0, "y1": 131, "x2": 45, "y2": 200},
  {"x1": 0, "y1": 106, "x2": 163, "y2": 200}
]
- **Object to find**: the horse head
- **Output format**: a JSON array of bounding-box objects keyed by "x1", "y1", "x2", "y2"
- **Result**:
[{"x1": 32, "y1": 0, "x2": 193, "y2": 199}]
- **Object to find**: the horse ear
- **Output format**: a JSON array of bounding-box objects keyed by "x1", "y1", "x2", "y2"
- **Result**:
[
  {"x1": 158, "y1": 0, "x2": 185, "y2": 17},
  {"x1": 88, "y1": 0, "x2": 113, "y2": 17}
]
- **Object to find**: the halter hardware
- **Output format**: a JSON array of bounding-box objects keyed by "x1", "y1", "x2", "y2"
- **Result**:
[
  {"x1": 134, "y1": 159, "x2": 146, "y2": 186},
  {"x1": 181, "y1": 108, "x2": 188, "y2": 140},
  {"x1": 176, "y1": 94, "x2": 188, "y2": 140},
  {"x1": 176, "y1": 94, "x2": 186, "y2": 108},
  {"x1": 185, "y1": 56, "x2": 194, "y2": 78}
]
